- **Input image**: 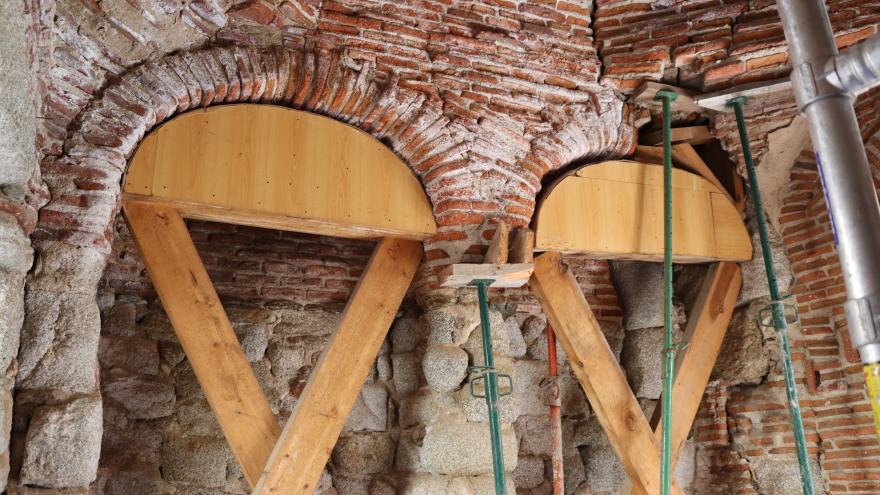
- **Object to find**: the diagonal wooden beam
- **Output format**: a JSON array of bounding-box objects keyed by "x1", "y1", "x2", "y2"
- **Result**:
[
  {"x1": 124, "y1": 200, "x2": 281, "y2": 487},
  {"x1": 253, "y1": 237, "x2": 422, "y2": 495},
  {"x1": 530, "y1": 252, "x2": 683, "y2": 495},
  {"x1": 628, "y1": 262, "x2": 742, "y2": 495}
]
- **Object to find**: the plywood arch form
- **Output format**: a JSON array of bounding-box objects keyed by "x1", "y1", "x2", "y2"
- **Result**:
[
  {"x1": 534, "y1": 160, "x2": 753, "y2": 263},
  {"x1": 123, "y1": 104, "x2": 437, "y2": 240}
]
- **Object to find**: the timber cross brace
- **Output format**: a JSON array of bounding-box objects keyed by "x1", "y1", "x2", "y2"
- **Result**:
[
  {"x1": 530, "y1": 253, "x2": 742, "y2": 495},
  {"x1": 120, "y1": 104, "x2": 434, "y2": 494}
]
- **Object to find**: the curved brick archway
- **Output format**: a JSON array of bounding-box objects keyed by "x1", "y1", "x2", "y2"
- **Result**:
[{"x1": 37, "y1": 45, "x2": 457, "y2": 252}]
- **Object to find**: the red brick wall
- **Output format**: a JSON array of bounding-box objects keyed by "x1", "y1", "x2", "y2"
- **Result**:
[
  {"x1": 594, "y1": 0, "x2": 880, "y2": 93},
  {"x1": 102, "y1": 216, "x2": 377, "y2": 310},
  {"x1": 686, "y1": 90, "x2": 880, "y2": 494}
]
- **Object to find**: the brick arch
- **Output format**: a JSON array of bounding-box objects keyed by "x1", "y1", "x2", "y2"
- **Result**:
[
  {"x1": 35, "y1": 44, "x2": 478, "y2": 253},
  {"x1": 517, "y1": 95, "x2": 636, "y2": 179}
]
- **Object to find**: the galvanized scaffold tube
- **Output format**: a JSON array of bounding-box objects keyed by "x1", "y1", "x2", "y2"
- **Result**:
[
  {"x1": 775, "y1": 0, "x2": 880, "y2": 441},
  {"x1": 728, "y1": 96, "x2": 815, "y2": 495},
  {"x1": 654, "y1": 89, "x2": 678, "y2": 495},
  {"x1": 473, "y1": 279, "x2": 508, "y2": 495}
]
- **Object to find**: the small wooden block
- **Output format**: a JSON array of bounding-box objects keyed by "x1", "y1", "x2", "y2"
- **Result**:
[
  {"x1": 631, "y1": 82, "x2": 702, "y2": 114},
  {"x1": 439, "y1": 263, "x2": 535, "y2": 288},
  {"x1": 695, "y1": 78, "x2": 792, "y2": 112},
  {"x1": 643, "y1": 125, "x2": 713, "y2": 146},
  {"x1": 509, "y1": 228, "x2": 535, "y2": 263},
  {"x1": 484, "y1": 221, "x2": 510, "y2": 264}
]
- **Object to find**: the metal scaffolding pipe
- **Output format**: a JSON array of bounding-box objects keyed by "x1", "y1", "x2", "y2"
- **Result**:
[
  {"x1": 775, "y1": 0, "x2": 880, "y2": 366},
  {"x1": 823, "y1": 31, "x2": 880, "y2": 97}
]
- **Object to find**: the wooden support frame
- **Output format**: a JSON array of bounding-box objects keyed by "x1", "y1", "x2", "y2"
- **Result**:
[
  {"x1": 124, "y1": 200, "x2": 281, "y2": 485},
  {"x1": 627, "y1": 261, "x2": 742, "y2": 495},
  {"x1": 122, "y1": 104, "x2": 435, "y2": 494},
  {"x1": 530, "y1": 252, "x2": 684, "y2": 495},
  {"x1": 532, "y1": 254, "x2": 742, "y2": 495},
  {"x1": 125, "y1": 198, "x2": 422, "y2": 493}
]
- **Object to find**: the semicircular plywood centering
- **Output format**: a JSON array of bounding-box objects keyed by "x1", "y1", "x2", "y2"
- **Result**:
[
  {"x1": 123, "y1": 104, "x2": 437, "y2": 240},
  {"x1": 534, "y1": 160, "x2": 753, "y2": 263}
]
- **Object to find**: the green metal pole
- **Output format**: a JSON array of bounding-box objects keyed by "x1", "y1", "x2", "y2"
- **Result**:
[
  {"x1": 473, "y1": 279, "x2": 507, "y2": 495},
  {"x1": 654, "y1": 89, "x2": 678, "y2": 495},
  {"x1": 728, "y1": 96, "x2": 816, "y2": 495}
]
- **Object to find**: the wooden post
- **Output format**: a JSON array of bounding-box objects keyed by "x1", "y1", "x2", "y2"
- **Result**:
[
  {"x1": 530, "y1": 252, "x2": 683, "y2": 495},
  {"x1": 254, "y1": 237, "x2": 422, "y2": 495},
  {"x1": 123, "y1": 200, "x2": 281, "y2": 487},
  {"x1": 628, "y1": 262, "x2": 742, "y2": 495}
]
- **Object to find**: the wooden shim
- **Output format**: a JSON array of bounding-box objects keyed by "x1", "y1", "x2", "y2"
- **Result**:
[
  {"x1": 631, "y1": 82, "x2": 702, "y2": 114},
  {"x1": 123, "y1": 200, "x2": 280, "y2": 487},
  {"x1": 530, "y1": 252, "x2": 683, "y2": 495},
  {"x1": 643, "y1": 125, "x2": 713, "y2": 146},
  {"x1": 695, "y1": 78, "x2": 792, "y2": 112},
  {"x1": 254, "y1": 237, "x2": 422, "y2": 495},
  {"x1": 124, "y1": 105, "x2": 436, "y2": 241},
  {"x1": 628, "y1": 262, "x2": 742, "y2": 495},
  {"x1": 439, "y1": 263, "x2": 534, "y2": 288},
  {"x1": 484, "y1": 221, "x2": 510, "y2": 264},
  {"x1": 509, "y1": 228, "x2": 535, "y2": 263}
]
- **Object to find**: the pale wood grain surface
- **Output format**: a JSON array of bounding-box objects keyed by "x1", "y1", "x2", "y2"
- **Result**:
[
  {"x1": 124, "y1": 104, "x2": 436, "y2": 240},
  {"x1": 535, "y1": 160, "x2": 752, "y2": 262}
]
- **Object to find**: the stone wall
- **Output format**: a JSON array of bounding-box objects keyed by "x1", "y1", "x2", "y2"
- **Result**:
[
  {"x1": 0, "y1": 1, "x2": 43, "y2": 489},
  {"x1": 75, "y1": 215, "x2": 633, "y2": 494}
]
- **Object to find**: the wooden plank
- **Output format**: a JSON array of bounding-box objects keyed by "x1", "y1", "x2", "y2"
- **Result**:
[
  {"x1": 695, "y1": 78, "x2": 792, "y2": 112},
  {"x1": 484, "y1": 220, "x2": 510, "y2": 264},
  {"x1": 509, "y1": 228, "x2": 535, "y2": 263},
  {"x1": 530, "y1": 252, "x2": 683, "y2": 495},
  {"x1": 123, "y1": 200, "x2": 281, "y2": 487},
  {"x1": 631, "y1": 81, "x2": 702, "y2": 114},
  {"x1": 123, "y1": 104, "x2": 437, "y2": 241},
  {"x1": 439, "y1": 263, "x2": 534, "y2": 288},
  {"x1": 534, "y1": 161, "x2": 753, "y2": 262},
  {"x1": 254, "y1": 237, "x2": 422, "y2": 495},
  {"x1": 627, "y1": 262, "x2": 742, "y2": 495},
  {"x1": 122, "y1": 193, "x2": 429, "y2": 241},
  {"x1": 643, "y1": 125, "x2": 713, "y2": 146}
]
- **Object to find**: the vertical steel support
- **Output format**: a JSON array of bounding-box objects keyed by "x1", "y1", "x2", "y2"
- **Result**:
[
  {"x1": 546, "y1": 325, "x2": 564, "y2": 495},
  {"x1": 473, "y1": 279, "x2": 507, "y2": 495},
  {"x1": 729, "y1": 96, "x2": 816, "y2": 495},
  {"x1": 654, "y1": 89, "x2": 678, "y2": 495}
]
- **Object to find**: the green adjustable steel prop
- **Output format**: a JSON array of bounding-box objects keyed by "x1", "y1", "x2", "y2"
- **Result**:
[
  {"x1": 654, "y1": 89, "x2": 678, "y2": 495},
  {"x1": 728, "y1": 96, "x2": 815, "y2": 495},
  {"x1": 469, "y1": 279, "x2": 512, "y2": 495}
]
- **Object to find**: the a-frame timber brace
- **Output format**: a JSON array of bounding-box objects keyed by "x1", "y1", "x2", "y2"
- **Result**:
[
  {"x1": 125, "y1": 200, "x2": 422, "y2": 494},
  {"x1": 121, "y1": 105, "x2": 436, "y2": 495},
  {"x1": 530, "y1": 253, "x2": 741, "y2": 495}
]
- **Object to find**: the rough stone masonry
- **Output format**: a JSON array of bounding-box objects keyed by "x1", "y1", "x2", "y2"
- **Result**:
[{"x1": 1, "y1": 0, "x2": 880, "y2": 493}]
